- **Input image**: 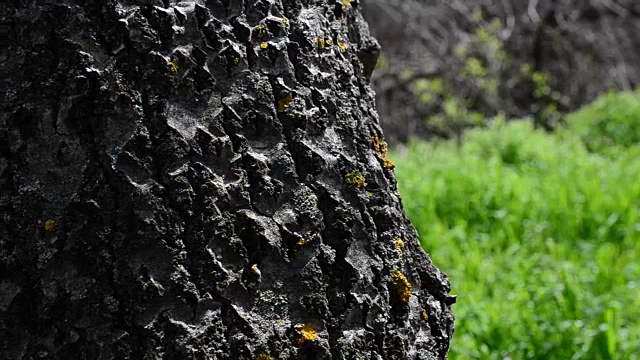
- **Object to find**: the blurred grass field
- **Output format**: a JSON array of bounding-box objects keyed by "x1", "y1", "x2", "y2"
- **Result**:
[{"x1": 391, "y1": 90, "x2": 640, "y2": 359}]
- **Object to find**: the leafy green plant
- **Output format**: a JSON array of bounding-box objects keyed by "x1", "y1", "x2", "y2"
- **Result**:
[{"x1": 567, "y1": 89, "x2": 640, "y2": 155}]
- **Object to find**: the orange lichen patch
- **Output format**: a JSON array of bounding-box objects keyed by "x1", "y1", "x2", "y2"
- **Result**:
[
  {"x1": 256, "y1": 355, "x2": 272, "y2": 360},
  {"x1": 277, "y1": 94, "x2": 293, "y2": 112},
  {"x1": 372, "y1": 135, "x2": 388, "y2": 154},
  {"x1": 391, "y1": 269, "x2": 412, "y2": 303},
  {"x1": 260, "y1": 41, "x2": 269, "y2": 49},
  {"x1": 345, "y1": 170, "x2": 365, "y2": 188},
  {"x1": 338, "y1": 41, "x2": 349, "y2": 52},
  {"x1": 44, "y1": 219, "x2": 56, "y2": 232},
  {"x1": 393, "y1": 238, "x2": 405, "y2": 253},
  {"x1": 372, "y1": 136, "x2": 395, "y2": 169},
  {"x1": 422, "y1": 310, "x2": 429, "y2": 321},
  {"x1": 297, "y1": 238, "x2": 308, "y2": 246},
  {"x1": 295, "y1": 322, "x2": 318, "y2": 346}
]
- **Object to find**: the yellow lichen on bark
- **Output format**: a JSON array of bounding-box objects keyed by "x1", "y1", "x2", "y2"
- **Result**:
[
  {"x1": 256, "y1": 355, "x2": 272, "y2": 360},
  {"x1": 169, "y1": 58, "x2": 180, "y2": 73},
  {"x1": 345, "y1": 170, "x2": 365, "y2": 188},
  {"x1": 255, "y1": 24, "x2": 267, "y2": 38},
  {"x1": 393, "y1": 238, "x2": 405, "y2": 253},
  {"x1": 278, "y1": 94, "x2": 293, "y2": 112},
  {"x1": 372, "y1": 135, "x2": 395, "y2": 169},
  {"x1": 294, "y1": 322, "x2": 318, "y2": 346},
  {"x1": 44, "y1": 219, "x2": 55, "y2": 232},
  {"x1": 391, "y1": 269, "x2": 412, "y2": 303}
]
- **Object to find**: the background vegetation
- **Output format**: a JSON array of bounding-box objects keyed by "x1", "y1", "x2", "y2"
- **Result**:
[
  {"x1": 364, "y1": 0, "x2": 640, "y2": 144},
  {"x1": 392, "y1": 91, "x2": 640, "y2": 359}
]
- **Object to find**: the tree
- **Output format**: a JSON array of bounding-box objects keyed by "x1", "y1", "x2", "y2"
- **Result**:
[{"x1": 1, "y1": 1, "x2": 454, "y2": 359}]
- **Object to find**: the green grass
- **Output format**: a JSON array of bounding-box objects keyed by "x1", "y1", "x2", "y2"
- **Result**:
[{"x1": 391, "y1": 91, "x2": 640, "y2": 359}]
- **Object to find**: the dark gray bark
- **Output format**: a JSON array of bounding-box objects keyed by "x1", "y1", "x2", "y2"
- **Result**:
[{"x1": 1, "y1": 1, "x2": 454, "y2": 359}]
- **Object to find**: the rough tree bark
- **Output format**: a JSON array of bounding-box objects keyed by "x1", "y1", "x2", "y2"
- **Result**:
[{"x1": 1, "y1": 1, "x2": 454, "y2": 359}]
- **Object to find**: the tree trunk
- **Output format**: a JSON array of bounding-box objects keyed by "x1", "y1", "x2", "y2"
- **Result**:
[{"x1": 1, "y1": 1, "x2": 454, "y2": 359}]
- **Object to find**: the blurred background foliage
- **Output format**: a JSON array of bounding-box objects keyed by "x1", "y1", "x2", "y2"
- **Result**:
[
  {"x1": 362, "y1": 1, "x2": 640, "y2": 358},
  {"x1": 363, "y1": 0, "x2": 640, "y2": 143}
]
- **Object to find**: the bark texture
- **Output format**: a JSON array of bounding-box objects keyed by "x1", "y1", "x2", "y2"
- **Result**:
[{"x1": 1, "y1": 1, "x2": 454, "y2": 359}]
